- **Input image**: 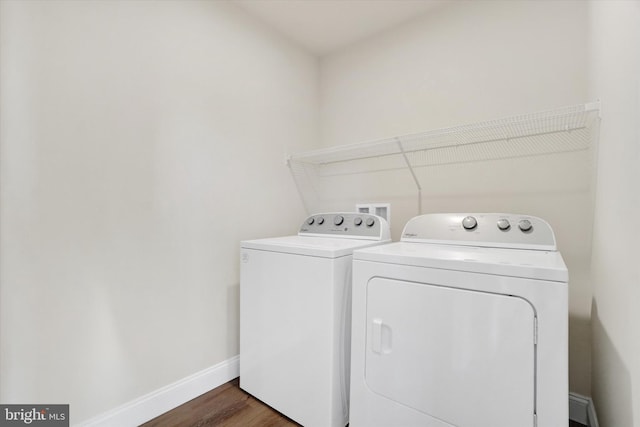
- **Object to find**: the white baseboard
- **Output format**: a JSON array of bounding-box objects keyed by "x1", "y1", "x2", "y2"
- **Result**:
[
  {"x1": 77, "y1": 355, "x2": 240, "y2": 427},
  {"x1": 569, "y1": 392, "x2": 600, "y2": 427},
  {"x1": 586, "y1": 396, "x2": 600, "y2": 427},
  {"x1": 77, "y1": 364, "x2": 598, "y2": 427}
]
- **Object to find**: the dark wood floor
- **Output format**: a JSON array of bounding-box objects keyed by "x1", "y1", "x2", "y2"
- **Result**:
[
  {"x1": 142, "y1": 378, "x2": 587, "y2": 427},
  {"x1": 141, "y1": 378, "x2": 299, "y2": 427}
]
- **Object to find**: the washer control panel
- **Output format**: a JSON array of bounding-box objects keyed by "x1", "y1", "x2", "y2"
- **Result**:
[
  {"x1": 299, "y1": 212, "x2": 390, "y2": 240},
  {"x1": 402, "y1": 213, "x2": 557, "y2": 250}
]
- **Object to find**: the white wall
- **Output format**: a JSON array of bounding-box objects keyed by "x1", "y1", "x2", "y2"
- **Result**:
[
  {"x1": 588, "y1": 1, "x2": 640, "y2": 426},
  {"x1": 319, "y1": 0, "x2": 593, "y2": 395},
  {"x1": 0, "y1": 0, "x2": 318, "y2": 423}
]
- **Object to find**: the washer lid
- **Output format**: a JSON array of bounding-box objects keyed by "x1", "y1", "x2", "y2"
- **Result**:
[
  {"x1": 354, "y1": 242, "x2": 568, "y2": 282},
  {"x1": 242, "y1": 235, "x2": 391, "y2": 258}
]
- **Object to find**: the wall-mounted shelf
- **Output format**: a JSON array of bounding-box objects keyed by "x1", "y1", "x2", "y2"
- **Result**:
[{"x1": 288, "y1": 102, "x2": 600, "y2": 214}]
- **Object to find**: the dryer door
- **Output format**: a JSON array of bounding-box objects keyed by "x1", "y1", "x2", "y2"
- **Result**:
[{"x1": 365, "y1": 277, "x2": 536, "y2": 427}]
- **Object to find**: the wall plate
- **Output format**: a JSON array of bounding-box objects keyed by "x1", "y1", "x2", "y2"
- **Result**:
[{"x1": 356, "y1": 203, "x2": 390, "y2": 227}]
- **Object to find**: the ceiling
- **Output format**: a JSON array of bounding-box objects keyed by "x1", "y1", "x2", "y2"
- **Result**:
[{"x1": 235, "y1": 0, "x2": 446, "y2": 56}]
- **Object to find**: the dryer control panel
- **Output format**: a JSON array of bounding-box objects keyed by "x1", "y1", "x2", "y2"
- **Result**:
[
  {"x1": 300, "y1": 212, "x2": 390, "y2": 241},
  {"x1": 401, "y1": 213, "x2": 557, "y2": 250}
]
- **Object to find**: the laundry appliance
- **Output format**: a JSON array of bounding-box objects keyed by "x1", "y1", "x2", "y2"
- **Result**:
[
  {"x1": 240, "y1": 212, "x2": 391, "y2": 427},
  {"x1": 349, "y1": 213, "x2": 568, "y2": 427}
]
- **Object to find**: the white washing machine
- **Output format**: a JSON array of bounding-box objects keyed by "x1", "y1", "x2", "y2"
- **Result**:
[
  {"x1": 240, "y1": 212, "x2": 390, "y2": 427},
  {"x1": 350, "y1": 213, "x2": 568, "y2": 427}
]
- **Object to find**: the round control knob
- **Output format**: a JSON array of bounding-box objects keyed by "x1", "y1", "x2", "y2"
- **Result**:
[
  {"x1": 462, "y1": 216, "x2": 478, "y2": 230},
  {"x1": 354, "y1": 217, "x2": 363, "y2": 226},
  {"x1": 518, "y1": 219, "x2": 533, "y2": 232},
  {"x1": 334, "y1": 215, "x2": 344, "y2": 226},
  {"x1": 497, "y1": 218, "x2": 510, "y2": 231},
  {"x1": 306, "y1": 217, "x2": 315, "y2": 225},
  {"x1": 365, "y1": 218, "x2": 376, "y2": 227},
  {"x1": 317, "y1": 216, "x2": 324, "y2": 225}
]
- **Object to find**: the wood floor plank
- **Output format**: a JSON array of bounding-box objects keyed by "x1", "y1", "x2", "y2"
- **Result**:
[
  {"x1": 143, "y1": 377, "x2": 583, "y2": 427},
  {"x1": 141, "y1": 378, "x2": 299, "y2": 427}
]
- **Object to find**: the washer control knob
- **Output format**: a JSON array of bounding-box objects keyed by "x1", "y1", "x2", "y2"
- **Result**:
[
  {"x1": 317, "y1": 216, "x2": 324, "y2": 225},
  {"x1": 365, "y1": 218, "x2": 376, "y2": 227},
  {"x1": 354, "y1": 217, "x2": 363, "y2": 226},
  {"x1": 497, "y1": 218, "x2": 511, "y2": 231},
  {"x1": 462, "y1": 216, "x2": 478, "y2": 230},
  {"x1": 334, "y1": 215, "x2": 344, "y2": 226},
  {"x1": 307, "y1": 217, "x2": 315, "y2": 225},
  {"x1": 518, "y1": 219, "x2": 533, "y2": 232}
]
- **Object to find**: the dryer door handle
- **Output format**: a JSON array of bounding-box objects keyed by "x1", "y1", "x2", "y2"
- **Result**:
[{"x1": 371, "y1": 318, "x2": 392, "y2": 354}]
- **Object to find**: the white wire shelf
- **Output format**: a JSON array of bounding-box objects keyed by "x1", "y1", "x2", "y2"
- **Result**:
[{"x1": 287, "y1": 101, "x2": 600, "y2": 214}]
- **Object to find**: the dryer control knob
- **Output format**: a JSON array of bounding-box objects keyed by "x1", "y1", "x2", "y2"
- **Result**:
[
  {"x1": 366, "y1": 218, "x2": 376, "y2": 227},
  {"x1": 462, "y1": 216, "x2": 478, "y2": 230},
  {"x1": 307, "y1": 217, "x2": 315, "y2": 225},
  {"x1": 518, "y1": 219, "x2": 533, "y2": 232},
  {"x1": 334, "y1": 215, "x2": 344, "y2": 226},
  {"x1": 497, "y1": 218, "x2": 511, "y2": 231},
  {"x1": 317, "y1": 216, "x2": 325, "y2": 225},
  {"x1": 354, "y1": 217, "x2": 363, "y2": 226}
]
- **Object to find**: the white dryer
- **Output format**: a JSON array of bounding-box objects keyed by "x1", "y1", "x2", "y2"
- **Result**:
[
  {"x1": 240, "y1": 212, "x2": 390, "y2": 427},
  {"x1": 350, "y1": 213, "x2": 568, "y2": 427}
]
